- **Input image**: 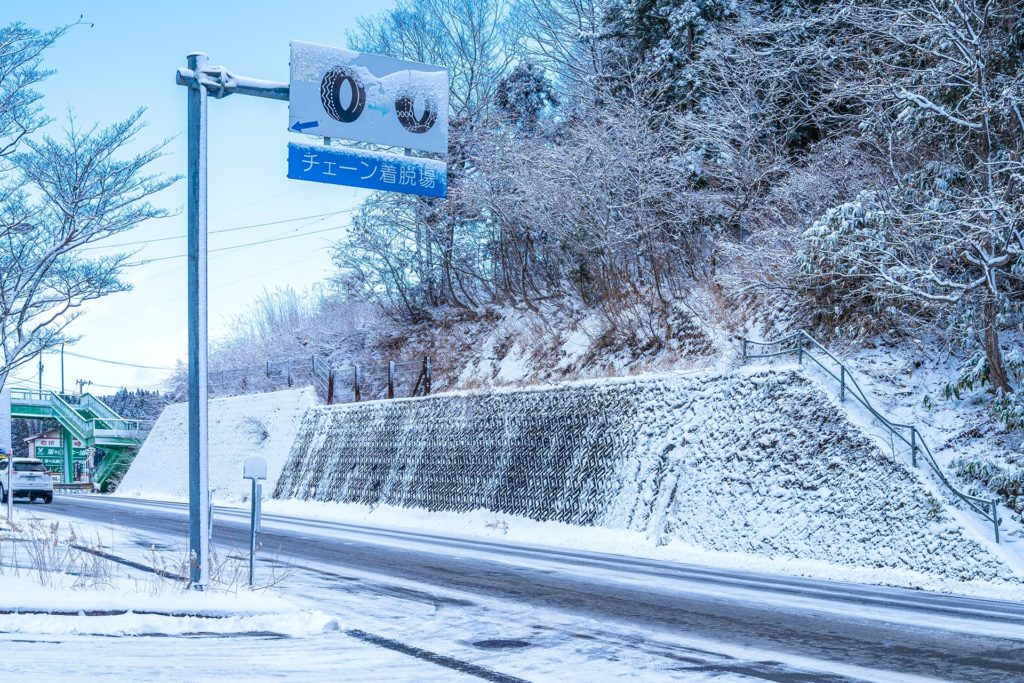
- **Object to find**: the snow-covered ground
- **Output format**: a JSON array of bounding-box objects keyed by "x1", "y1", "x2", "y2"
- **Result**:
[
  {"x1": 0, "y1": 509, "x2": 408, "y2": 681},
  {"x1": 119, "y1": 386, "x2": 317, "y2": 502},
  {"x1": 8, "y1": 499, "x2": 1014, "y2": 682},
  {"x1": 260, "y1": 497, "x2": 1024, "y2": 601}
]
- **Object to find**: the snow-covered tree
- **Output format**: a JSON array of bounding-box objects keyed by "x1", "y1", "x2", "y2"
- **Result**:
[
  {"x1": 495, "y1": 62, "x2": 559, "y2": 132},
  {"x1": 798, "y1": 0, "x2": 1024, "y2": 393},
  {"x1": 0, "y1": 23, "x2": 175, "y2": 392}
]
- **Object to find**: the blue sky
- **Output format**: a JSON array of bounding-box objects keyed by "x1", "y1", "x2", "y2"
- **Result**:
[{"x1": 2, "y1": 0, "x2": 393, "y2": 392}]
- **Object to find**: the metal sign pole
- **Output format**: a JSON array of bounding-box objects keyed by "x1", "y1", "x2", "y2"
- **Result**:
[
  {"x1": 176, "y1": 57, "x2": 287, "y2": 590},
  {"x1": 242, "y1": 456, "x2": 267, "y2": 588},
  {"x1": 174, "y1": 44, "x2": 446, "y2": 588},
  {"x1": 185, "y1": 52, "x2": 210, "y2": 590},
  {"x1": 249, "y1": 477, "x2": 257, "y2": 587},
  {"x1": 5, "y1": 452, "x2": 12, "y2": 523}
]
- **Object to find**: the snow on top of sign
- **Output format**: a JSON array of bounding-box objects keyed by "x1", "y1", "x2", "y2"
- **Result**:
[{"x1": 291, "y1": 40, "x2": 447, "y2": 76}]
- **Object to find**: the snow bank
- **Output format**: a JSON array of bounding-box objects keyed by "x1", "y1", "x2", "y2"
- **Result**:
[
  {"x1": 275, "y1": 368, "x2": 1016, "y2": 583},
  {"x1": 0, "y1": 576, "x2": 336, "y2": 637},
  {"x1": 119, "y1": 387, "x2": 317, "y2": 502}
]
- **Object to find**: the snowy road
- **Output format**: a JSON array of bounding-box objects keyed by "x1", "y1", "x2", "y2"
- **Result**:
[{"x1": 39, "y1": 496, "x2": 1024, "y2": 682}]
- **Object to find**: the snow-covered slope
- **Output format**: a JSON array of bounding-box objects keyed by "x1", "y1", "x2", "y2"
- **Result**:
[
  {"x1": 275, "y1": 368, "x2": 1015, "y2": 583},
  {"x1": 119, "y1": 387, "x2": 317, "y2": 502}
]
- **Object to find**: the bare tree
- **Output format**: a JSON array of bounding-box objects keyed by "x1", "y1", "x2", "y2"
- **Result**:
[{"x1": 0, "y1": 109, "x2": 175, "y2": 391}]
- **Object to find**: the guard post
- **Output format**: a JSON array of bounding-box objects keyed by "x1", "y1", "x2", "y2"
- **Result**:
[{"x1": 243, "y1": 455, "x2": 268, "y2": 588}]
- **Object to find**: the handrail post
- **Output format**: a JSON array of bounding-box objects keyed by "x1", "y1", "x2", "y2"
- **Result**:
[
  {"x1": 840, "y1": 366, "x2": 846, "y2": 402},
  {"x1": 910, "y1": 427, "x2": 918, "y2": 467},
  {"x1": 742, "y1": 338, "x2": 748, "y2": 360},
  {"x1": 797, "y1": 336, "x2": 804, "y2": 364},
  {"x1": 992, "y1": 500, "x2": 1000, "y2": 544}
]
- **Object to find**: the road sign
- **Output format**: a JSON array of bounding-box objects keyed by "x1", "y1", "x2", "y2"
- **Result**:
[
  {"x1": 289, "y1": 41, "x2": 449, "y2": 154},
  {"x1": 287, "y1": 143, "x2": 447, "y2": 198},
  {"x1": 243, "y1": 456, "x2": 267, "y2": 586},
  {"x1": 243, "y1": 456, "x2": 267, "y2": 481}
]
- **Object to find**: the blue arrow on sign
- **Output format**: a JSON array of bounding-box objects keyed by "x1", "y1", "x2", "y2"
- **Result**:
[{"x1": 289, "y1": 120, "x2": 319, "y2": 133}]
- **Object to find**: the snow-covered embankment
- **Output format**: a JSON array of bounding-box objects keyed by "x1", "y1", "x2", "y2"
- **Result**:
[
  {"x1": 273, "y1": 368, "x2": 1016, "y2": 583},
  {"x1": 118, "y1": 387, "x2": 316, "y2": 501}
]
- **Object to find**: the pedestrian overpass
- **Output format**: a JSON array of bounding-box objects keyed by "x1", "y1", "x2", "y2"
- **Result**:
[{"x1": 8, "y1": 389, "x2": 145, "y2": 488}]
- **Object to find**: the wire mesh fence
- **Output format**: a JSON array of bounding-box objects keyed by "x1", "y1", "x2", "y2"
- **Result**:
[
  {"x1": 199, "y1": 354, "x2": 434, "y2": 405},
  {"x1": 323, "y1": 358, "x2": 431, "y2": 404},
  {"x1": 204, "y1": 356, "x2": 317, "y2": 397}
]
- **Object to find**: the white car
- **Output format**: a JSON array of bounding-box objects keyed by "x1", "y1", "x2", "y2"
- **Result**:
[{"x1": 0, "y1": 458, "x2": 54, "y2": 504}]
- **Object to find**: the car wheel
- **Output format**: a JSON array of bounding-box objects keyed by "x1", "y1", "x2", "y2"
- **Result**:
[
  {"x1": 42, "y1": 493, "x2": 53, "y2": 504},
  {"x1": 0, "y1": 485, "x2": 6, "y2": 504},
  {"x1": 29, "y1": 494, "x2": 37, "y2": 503}
]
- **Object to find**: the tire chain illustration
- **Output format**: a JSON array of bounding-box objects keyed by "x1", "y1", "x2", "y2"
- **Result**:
[{"x1": 320, "y1": 66, "x2": 366, "y2": 123}]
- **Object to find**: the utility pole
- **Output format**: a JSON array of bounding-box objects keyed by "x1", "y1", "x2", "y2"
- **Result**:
[
  {"x1": 76, "y1": 379, "x2": 92, "y2": 395},
  {"x1": 61, "y1": 343, "x2": 65, "y2": 395},
  {"x1": 37, "y1": 352, "x2": 43, "y2": 393},
  {"x1": 176, "y1": 54, "x2": 288, "y2": 592}
]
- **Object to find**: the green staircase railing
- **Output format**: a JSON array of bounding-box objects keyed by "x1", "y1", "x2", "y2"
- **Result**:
[
  {"x1": 48, "y1": 392, "x2": 93, "y2": 444},
  {"x1": 9, "y1": 388, "x2": 144, "y2": 490},
  {"x1": 742, "y1": 330, "x2": 1002, "y2": 542},
  {"x1": 93, "y1": 448, "x2": 135, "y2": 492}
]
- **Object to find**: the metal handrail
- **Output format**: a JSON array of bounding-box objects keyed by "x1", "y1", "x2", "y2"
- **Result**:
[
  {"x1": 48, "y1": 391, "x2": 94, "y2": 443},
  {"x1": 91, "y1": 417, "x2": 144, "y2": 433},
  {"x1": 742, "y1": 331, "x2": 1002, "y2": 542},
  {"x1": 80, "y1": 392, "x2": 125, "y2": 420},
  {"x1": 8, "y1": 388, "x2": 50, "y2": 403}
]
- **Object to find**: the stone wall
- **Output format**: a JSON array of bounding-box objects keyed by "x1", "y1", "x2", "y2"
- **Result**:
[{"x1": 274, "y1": 368, "x2": 1014, "y2": 581}]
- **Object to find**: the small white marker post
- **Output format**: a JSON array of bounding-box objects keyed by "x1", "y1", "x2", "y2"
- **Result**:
[
  {"x1": 5, "y1": 451, "x2": 12, "y2": 523},
  {"x1": 243, "y1": 456, "x2": 267, "y2": 587}
]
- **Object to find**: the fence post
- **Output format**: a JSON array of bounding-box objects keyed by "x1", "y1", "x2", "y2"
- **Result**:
[
  {"x1": 910, "y1": 427, "x2": 918, "y2": 467},
  {"x1": 387, "y1": 361, "x2": 395, "y2": 399},
  {"x1": 326, "y1": 370, "x2": 334, "y2": 406},
  {"x1": 840, "y1": 366, "x2": 846, "y2": 402},
  {"x1": 992, "y1": 499, "x2": 1001, "y2": 544},
  {"x1": 741, "y1": 338, "x2": 748, "y2": 360},
  {"x1": 797, "y1": 336, "x2": 804, "y2": 365},
  {"x1": 425, "y1": 356, "x2": 432, "y2": 395},
  {"x1": 353, "y1": 365, "x2": 361, "y2": 402},
  {"x1": 266, "y1": 360, "x2": 271, "y2": 377}
]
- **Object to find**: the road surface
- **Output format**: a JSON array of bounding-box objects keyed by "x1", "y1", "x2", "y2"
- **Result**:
[{"x1": 44, "y1": 495, "x2": 1024, "y2": 682}]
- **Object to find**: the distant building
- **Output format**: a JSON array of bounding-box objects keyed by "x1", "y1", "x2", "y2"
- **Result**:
[{"x1": 23, "y1": 429, "x2": 88, "y2": 477}]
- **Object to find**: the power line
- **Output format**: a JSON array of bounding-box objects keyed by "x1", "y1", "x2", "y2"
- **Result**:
[
  {"x1": 83, "y1": 246, "x2": 332, "y2": 324},
  {"x1": 79, "y1": 208, "x2": 355, "y2": 252},
  {"x1": 211, "y1": 186, "x2": 302, "y2": 219},
  {"x1": 126, "y1": 223, "x2": 347, "y2": 266},
  {"x1": 119, "y1": 214, "x2": 332, "y2": 286},
  {"x1": 61, "y1": 350, "x2": 177, "y2": 371},
  {"x1": 88, "y1": 381, "x2": 169, "y2": 391}
]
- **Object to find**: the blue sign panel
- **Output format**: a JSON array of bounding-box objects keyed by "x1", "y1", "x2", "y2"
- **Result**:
[{"x1": 287, "y1": 143, "x2": 447, "y2": 198}]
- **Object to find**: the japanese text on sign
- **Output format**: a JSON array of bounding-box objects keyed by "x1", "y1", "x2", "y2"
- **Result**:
[{"x1": 287, "y1": 143, "x2": 447, "y2": 198}]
